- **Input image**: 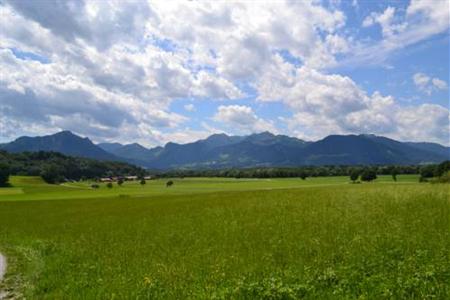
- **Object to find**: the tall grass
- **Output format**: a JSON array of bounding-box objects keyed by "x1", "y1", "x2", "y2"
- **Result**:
[{"x1": 0, "y1": 182, "x2": 448, "y2": 299}]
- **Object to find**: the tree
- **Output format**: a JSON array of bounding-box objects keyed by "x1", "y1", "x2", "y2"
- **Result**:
[
  {"x1": 40, "y1": 163, "x2": 64, "y2": 184},
  {"x1": 350, "y1": 169, "x2": 359, "y2": 183},
  {"x1": 299, "y1": 172, "x2": 307, "y2": 180},
  {"x1": 361, "y1": 169, "x2": 377, "y2": 182},
  {"x1": 106, "y1": 182, "x2": 113, "y2": 189},
  {"x1": 434, "y1": 160, "x2": 450, "y2": 177},
  {"x1": 420, "y1": 165, "x2": 435, "y2": 179},
  {"x1": 391, "y1": 166, "x2": 398, "y2": 182},
  {"x1": 117, "y1": 178, "x2": 124, "y2": 186},
  {"x1": 166, "y1": 180, "x2": 173, "y2": 187},
  {"x1": 0, "y1": 163, "x2": 10, "y2": 187},
  {"x1": 140, "y1": 179, "x2": 146, "y2": 186}
]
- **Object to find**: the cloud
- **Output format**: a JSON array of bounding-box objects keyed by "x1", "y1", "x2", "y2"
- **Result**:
[
  {"x1": 413, "y1": 72, "x2": 448, "y2": 94},
  {"x1": 413, "y1": 72, "x2": 430, "y2": 88},
  {"x1": 148, "y1": 0, "x2": 346, "y2": 72},
  {"x1": 156, "y1": 128, "x2": 215, "y2": 146},
  {"x1": 362, "y1": 6, "x2": 405, "y2": 38},
  {"x1": 0, "y1": 48, "x2": 188, "y2": 144},
  {"x1": 184, "y1": 104, "x2": 196, "y2": 112},
  {"x1": 5, "y1": 0, "x2": 152, "y2": 51},
  {"x1": 213, "y1": 105, "x2": 277, "y2": 134},
  {"x1": 257, "y1": 55, "x2": 367, "y2": 116},
  {"x1": 345, "y1": 0, "x2": 449, "y2": 66},
  {"x1": 256, "y1": 56, "x2": 449, "y2": 144},
  {"x1": 0, "y1": 1, "x2": 245, "y2": 145},
  {"x1": 0, "y1": 0, "x2": 448, "y2": 146},
  {"x1": 192, "y1": 71, "x2": 244, "y2": 99},
  {"x1": 431, "y1": 78, "x2": 448, "y2": 90},
  {"x1": 0, "y1": 1, "x2": 244, "y2": 102},
  {"x1": 0, "y1": 0, "x2": 345, "y2": 145},
  {"x1": 394, "y1": 104, "x2": 449, "y2": 144}
]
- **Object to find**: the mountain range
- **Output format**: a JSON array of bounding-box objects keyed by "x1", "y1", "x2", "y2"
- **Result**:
[{"x1": 1, "y1": 131, "x2": 448, "y2": 169}]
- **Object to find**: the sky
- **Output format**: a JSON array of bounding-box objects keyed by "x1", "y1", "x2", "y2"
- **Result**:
[{"x1": 0, "y1": 0, "x2": 449, "y2": 147}]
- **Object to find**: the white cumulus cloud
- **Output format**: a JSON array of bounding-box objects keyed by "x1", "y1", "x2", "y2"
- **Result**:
[
  {"x1": 213, "y1": 105, "x2": 277, "y2": 134},
  {"x1": 413, "y1": 72, "x2": 448, "y2": 94}
]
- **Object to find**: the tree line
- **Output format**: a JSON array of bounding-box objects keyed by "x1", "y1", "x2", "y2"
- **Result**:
[
  {"x1": 157, "y1": 164, "x2": 428, "y2": 179},
  {"x1": 158, "y1": 162, "x2": 450, "y2": 182},
  {"x1": 0, "y1": 150, "x2": 145, "y2": 185}
]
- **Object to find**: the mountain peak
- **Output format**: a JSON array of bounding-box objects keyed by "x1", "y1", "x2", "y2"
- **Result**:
[
  {"x1": 252, "y1": 131, "x2": 275, "y2": 137},
  {"x1": 124, "y1": 143, "x2": 148, "y2": 150},
  {"x1": 207, "y1": 133, "x2": 229, "y2": 139},
  {"x1": 359, "y1": 133, "x2": 376, "y2": 138},
  {"x1": 2, "y1": 130, "x2": 116, "y2": 161},
  {"x1": 54, "y1": 130, "x2": 77, "y2": 137},
  {"x1": 204, "y1": 133, "x2": 230, "y2": 143}
]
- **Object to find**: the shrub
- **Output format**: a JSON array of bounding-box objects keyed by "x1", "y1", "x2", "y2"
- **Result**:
[
  {"x1": 91, "y1": 184, "x2": 99, "y2": 189},
  {"x1": 106, "y1": 182, "x2": 113, "y2": 188},
  {"x1": 166, "y1": 180, "x2": 174, "y2": 187},
  {"x1": 431, "y1": 171, "x2": 450, "y2": 183},
  {"x1": 140, "y1": 179, "x2": 146, "y2": 185},
  {"x1": 419, "y1": 176, "x2": 428, "y2": 182}
]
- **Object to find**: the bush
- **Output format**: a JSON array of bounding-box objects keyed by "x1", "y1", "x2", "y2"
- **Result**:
[
  {"x1": 431, "y1": 171, "x2": 450, "y2": 183},
  {"x1": 117, "y1": 178, "x2": 124, "y2": 186},
  {"x1": 419, "y1": 176, "x2": 428, "y2": 182},
  {"x1": 91, "y1": 184, "x2": 99, "y2": 189},
  {"x1": 166, "y1": 180, "x2": 174, "y2": 187},
  {"x1": 106, "y1": 182, "x2": 113, "y2": 188},
  {"x1": 140, "y1": 179, "x2": 146, "y2": 185}
]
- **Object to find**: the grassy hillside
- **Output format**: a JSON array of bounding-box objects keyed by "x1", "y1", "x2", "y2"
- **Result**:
[{"x1": 0, "y1": 176, "x2": 448, "y2": 299}]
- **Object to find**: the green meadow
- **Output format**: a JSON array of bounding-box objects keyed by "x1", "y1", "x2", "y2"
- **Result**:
[{"x1": 0, "y1": 175, "x2": 449, "y2": 299}]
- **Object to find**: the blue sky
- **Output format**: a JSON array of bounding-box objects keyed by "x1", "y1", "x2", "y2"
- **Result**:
[{"x1": 0, "y1": 0, "x2": 448, "y2": 146}]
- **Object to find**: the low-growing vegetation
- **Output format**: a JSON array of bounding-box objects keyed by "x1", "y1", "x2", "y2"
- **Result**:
[{"x1": 0, "y1": 175, "x2": 448, "y2": 299}]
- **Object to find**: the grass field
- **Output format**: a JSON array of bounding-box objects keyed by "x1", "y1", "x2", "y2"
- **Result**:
[{"x1": 0, "y1": 175, "x2": 449, "y2": 299}]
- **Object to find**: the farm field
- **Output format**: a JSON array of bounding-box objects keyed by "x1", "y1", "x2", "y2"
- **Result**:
[
  {"x1": 0, "y1": 174, "x2": 419, "y2": 201},
  {"x1": 0, "y1": 175, "x2": 449, "y2": 299}
]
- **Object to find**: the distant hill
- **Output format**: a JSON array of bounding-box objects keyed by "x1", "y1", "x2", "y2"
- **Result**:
[
  {"x1": 97, "y1": 142, "x2": 124, "y2": 153},
  {"x1": 300, "y1": 134, "x2": 447, "y2": 165},
  {"x1": 97, "y1": 131, "x2": 448, "y2": 169},
  {"x1": 0, "y1": 131, "x2": 119, "y2": 161},
  {"x1": 405, "y1": 142, "x2": 450, "y2": 158},
  {"x1": 98, "y1": 142, "x2": 162, "y2": 166},
  {"x1": 1, "y1": 131, "x2": 448, "y2": 169}
]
